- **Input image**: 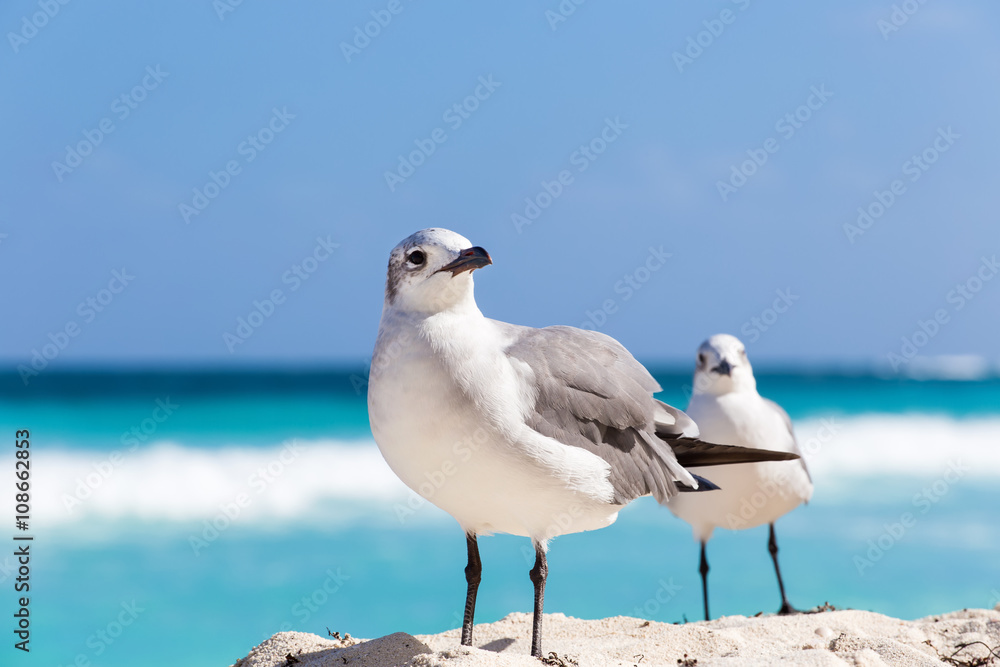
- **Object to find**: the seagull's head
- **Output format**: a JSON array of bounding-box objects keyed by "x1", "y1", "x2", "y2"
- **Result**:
[
  {"x1": 692, "y1": 333, "x2": 756, "y2": 396},
  {"x1": 383, "y1": 228, "x2": 492, "y2": 314}
]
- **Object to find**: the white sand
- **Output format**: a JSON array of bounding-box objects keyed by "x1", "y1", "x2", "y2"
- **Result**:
[{"x1": 232, "y1": 607, "x2": 1000, "y2": 667}]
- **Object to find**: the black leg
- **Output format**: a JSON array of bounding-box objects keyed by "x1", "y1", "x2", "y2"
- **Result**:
[
  {"x1": 461, "y1": 533, "x2": 482, "y2": 646},
  {"x1": 768, "y1": 523, "x2": 797, "y2": 615},
  {"x1": 529, "y1": 542, "x2": 548, "y2": 658},
  {"x1": 699, "y1": 540, "x2": 710, "y2": 621}
]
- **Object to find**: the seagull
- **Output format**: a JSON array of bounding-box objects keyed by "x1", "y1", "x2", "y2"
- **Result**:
[
  {"x1": 666, "y1": 334, "x2": 813, "y2": 621},
  {"x1": 367, "y1": 230, "x2": 799, "y2": 657}
]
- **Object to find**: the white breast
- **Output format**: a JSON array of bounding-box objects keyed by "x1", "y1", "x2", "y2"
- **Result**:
[
  {"x1": 368, "y1": 311, "x2": 619, "y2": 541},
  {"x1": 666, "y1": 391, "x2": 813, "y2": 542}
]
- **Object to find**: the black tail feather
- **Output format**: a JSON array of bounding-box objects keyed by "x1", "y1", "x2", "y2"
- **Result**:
[
  {"x1": 674, "y1": 473, "x2": 721, "y2": 493},
  {"x1": 666, "y1": 436, "x2": 800, "y2": 468}
]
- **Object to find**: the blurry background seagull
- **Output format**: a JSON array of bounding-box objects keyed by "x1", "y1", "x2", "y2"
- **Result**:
[
  {"x1": 367, "y1": 230, "x2": 800, "y2": 657},
  {"x1": 666, "y1": 333, "x2": 813, "y2": 621}
]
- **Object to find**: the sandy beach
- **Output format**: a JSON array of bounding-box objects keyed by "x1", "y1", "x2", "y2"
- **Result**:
[{"x1": 232, "y1": 606, "x2": 1000, "y2": 666}]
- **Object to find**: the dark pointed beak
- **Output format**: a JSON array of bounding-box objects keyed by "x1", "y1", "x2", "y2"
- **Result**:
[
  {"x1": 436, "y1": 246, "x2": 492, "y2": 276},
  {"x1": 712, "y1": 359, "x2": 733, "y2": 376}
]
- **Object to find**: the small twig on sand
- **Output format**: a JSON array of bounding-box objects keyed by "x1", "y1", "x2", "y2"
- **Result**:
[{"x1": 936, "y1": 640, "x2": 1000, "y2": 666}]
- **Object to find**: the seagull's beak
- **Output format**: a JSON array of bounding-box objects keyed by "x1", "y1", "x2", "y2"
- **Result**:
[
  {"x1": 712, "y1": 359, "x2": 733, "y2": 376},
  {"x1": 436, "y1": 246, "x2": 492, "y2": 276}
]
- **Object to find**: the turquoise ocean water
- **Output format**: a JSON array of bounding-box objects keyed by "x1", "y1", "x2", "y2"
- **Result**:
[{"x1": 1, "y1": 369, "x2": 999, "y2": 667}]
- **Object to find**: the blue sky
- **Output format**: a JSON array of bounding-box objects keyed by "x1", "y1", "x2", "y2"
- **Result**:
[{"x1": 2, "y1": 1, "x2": 999, "y2": 370}]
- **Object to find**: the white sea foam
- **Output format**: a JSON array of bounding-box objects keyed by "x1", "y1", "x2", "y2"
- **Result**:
[
  {"x1": 795, "y1": 414, "x2": 1000, "y2": 481},
  {"x1": 11, "y1": 415, "x2": 1000, "y2": 527},
  {"x1": 883, "y1": 354, "x2": 997, "y2": 381},
  {"x1": 24, "y1": 440, "x2": 411, "y2": 528}
]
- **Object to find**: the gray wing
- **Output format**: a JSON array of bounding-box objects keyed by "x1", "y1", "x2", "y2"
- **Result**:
[
  {"x1": 763, "y1": 397, "x2": 812, "y2": 484},
  {"x1": 655, "y1": 400, "x2": 700, "y2": 438},
  {"x1": 500, "y1": 323, "x2": 714, "y2": 504}
]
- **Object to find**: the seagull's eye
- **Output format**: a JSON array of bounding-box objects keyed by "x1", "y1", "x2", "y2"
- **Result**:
[
  {"x1": 697, "y1": 353, "x2": 706, "y2": 365},
  {"x1": 407, "y1": 250, "x2": 425, "y2": 266},
  {"x1": 739, "y1": 348, "x2": 746, "y2": 357}
]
